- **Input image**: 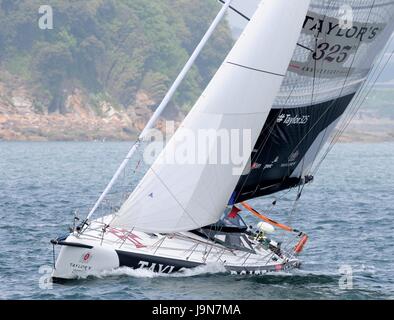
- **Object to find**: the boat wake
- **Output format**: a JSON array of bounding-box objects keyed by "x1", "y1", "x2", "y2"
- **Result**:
[
  {"x1": 87, "y1": 263, "x2": 227, "y2": 280},
  {"x1": 69, "y1": 262, "x2": 378, "y2": 285}
]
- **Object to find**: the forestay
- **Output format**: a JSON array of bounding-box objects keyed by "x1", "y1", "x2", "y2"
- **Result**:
[{"x1": 111, "y1": 0, "x2": 311, "y2": 233}]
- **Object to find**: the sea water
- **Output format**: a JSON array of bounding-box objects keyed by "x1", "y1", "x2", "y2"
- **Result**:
[{"x1": 0, "y1": 141, "x2": 393, "y2": 300}]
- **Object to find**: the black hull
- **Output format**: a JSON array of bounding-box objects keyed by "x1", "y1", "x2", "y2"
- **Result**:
[
  {"x1": 116, "y1": 250, "x2": 202, "y2": 273},
  {"x1": 115, "y1": 250, "x2": 300, "y2": 275}
]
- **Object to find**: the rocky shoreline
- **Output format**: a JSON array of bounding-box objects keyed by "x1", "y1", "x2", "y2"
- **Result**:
[
  {"x1": 1, "y1": 112, "x2": 393, "y2": 143},
  {"x1": 0, "y1": 80, "x2": 181, "y2": 142},
  {"x1": 1, "y1": 80, "x2": 392, "y2": 143}
]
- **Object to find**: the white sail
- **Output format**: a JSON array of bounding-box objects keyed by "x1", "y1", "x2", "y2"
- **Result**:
[
  {"x1": 110, "y1": 0, "x2": 311, "y2": 233},
  {"x1": 223, "y1": 0, "x2": 260, "y2": 19},
  {"x1": 225, "y1": 0, "x2": 260, "y2": 37}
]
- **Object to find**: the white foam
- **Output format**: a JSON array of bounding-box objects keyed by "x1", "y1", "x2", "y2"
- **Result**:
[{"x1": 87, "y1": 263, "x2": 227, "y2": 280}]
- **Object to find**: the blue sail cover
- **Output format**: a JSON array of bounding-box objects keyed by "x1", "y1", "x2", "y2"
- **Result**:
[{"x1": 233, "y1": 0, "x2": 394, "y2": 202}]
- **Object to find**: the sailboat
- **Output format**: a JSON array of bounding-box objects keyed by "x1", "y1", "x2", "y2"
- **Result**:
[{"x1": 51, "y1": 0, "x2": 394, "y2": 280}]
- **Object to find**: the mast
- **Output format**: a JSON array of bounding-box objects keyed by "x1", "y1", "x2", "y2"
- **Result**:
[{"x1": 86, "y1": 0, "x2": 234, "y2": 221}]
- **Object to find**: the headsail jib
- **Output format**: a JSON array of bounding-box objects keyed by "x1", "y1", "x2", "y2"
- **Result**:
[{"x1": 110, "y1": 0, "x2": 312, "y2": 233}]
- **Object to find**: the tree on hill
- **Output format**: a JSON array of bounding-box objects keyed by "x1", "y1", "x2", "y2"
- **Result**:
[{"x1": 0, "y1": 0, "x2": 234, "y2": 115}]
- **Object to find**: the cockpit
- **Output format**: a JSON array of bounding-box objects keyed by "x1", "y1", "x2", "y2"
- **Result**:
[{"x1": 192, "y1": 208, "x2": 255, "y2": 253}]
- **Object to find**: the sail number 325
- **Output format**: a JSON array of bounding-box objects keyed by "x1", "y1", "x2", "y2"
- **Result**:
[{"x1": 312, "y1": 42, "x2": 352, "y2": 63}]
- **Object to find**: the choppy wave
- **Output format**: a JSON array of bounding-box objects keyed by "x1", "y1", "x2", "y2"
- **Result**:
[{"x1": 2, "y1": 142, "x2": 394, "y2": 299}]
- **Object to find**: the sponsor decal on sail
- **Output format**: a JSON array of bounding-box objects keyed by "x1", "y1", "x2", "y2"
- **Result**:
[
  {"x1": 289, "y1": 10, "x2": 386, "y2": 78},
  {"x1": 251, "y1": 162, "x2": 262, "y2": 170},
  {"x1": 277, "y1": 114, "x2": 310, "y2": 126},
  {"x1": 302, "y1": 11, "x2": 382, "y2": 42}
]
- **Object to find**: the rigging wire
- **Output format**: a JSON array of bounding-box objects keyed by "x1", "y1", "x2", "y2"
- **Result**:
[
  {"x1": 229, "y1": 0, "x2": 339, "y2": 202},
  {"x1": 284, "y1": 0, "x2": 377, "y2": 186},
  {"x1": 321, "y1": 33, "x2": 393, "y2": 150},
  {"x1": 87, "y1": 0, "x2": 392, "y2": 239},
  {"x1": 312, "y1": 46, "x2": 394, "y2": 176},
  {"x1": 285, "y1": 1, "x2": 394, "y2": 234},
  {"x1": 285, "y1": 0, "x2": 337, "y2": 224},
  {"x1": 311, "y1": 1, "x2": 393, "y2": 175},
  {"x1": 287, "y1": 0, "x2": 377, "y2": 162},
  {"x1": 278, "y1": 0, "x2": 381, "y2": 229},
  {"x1": 266, "y1": 0, "x2": 387, "y2": 229},
  {"x1": 305, "y1": 0, "x2": 379, "y2": 176},
  {"x1": 234, "y1": 0, "x2": 337, "y2": 228}
]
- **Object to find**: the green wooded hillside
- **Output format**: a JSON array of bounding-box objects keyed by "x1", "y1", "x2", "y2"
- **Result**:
[{"x1": 0, "y1": 0, "x2": 233, "y2": 114}]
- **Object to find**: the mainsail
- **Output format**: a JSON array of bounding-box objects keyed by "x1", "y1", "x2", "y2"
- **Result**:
[
  {"x1": 233, "y1": 0, "x2": 394, "y2": 203},
  {"x1": 111, "y1": 0, "x2": 311, "y2": 233}
]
